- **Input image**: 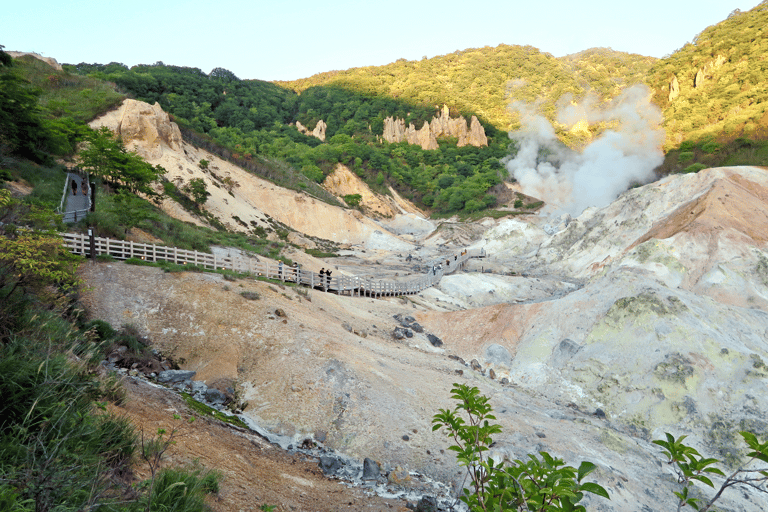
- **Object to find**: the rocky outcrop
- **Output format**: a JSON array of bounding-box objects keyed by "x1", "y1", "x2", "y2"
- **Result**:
[
  {"x1": 668, "y1": 75, "x2": 680, "y2": 101},
  {"x1": 296, "y1": 119, "x2": 327, "y2": 142},
  {"x1": 693, "y1": 54, "x2": 727, "y2": 88},
  {"x1": 382, "y1": 105, "x2": 487, "y2": 150},
  {"x1": 90, "y1": 99, "x2": 182, "y2": 160},
  {"x1": 322, "y1": 163, "x2": 399, "y2": 218}
]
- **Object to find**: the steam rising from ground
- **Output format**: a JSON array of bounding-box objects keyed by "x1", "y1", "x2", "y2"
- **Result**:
[{"x1": 504, "y1": 85, "x2": 664, "y2": 216}]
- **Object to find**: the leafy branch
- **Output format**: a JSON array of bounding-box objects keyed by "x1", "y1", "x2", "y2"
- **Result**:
[
  {"x1": 654, "y1": 431, "x2": 768, "y2": 511},
  {"x1": 432, "y1": 383, "x2": 609, "y2": 511}
]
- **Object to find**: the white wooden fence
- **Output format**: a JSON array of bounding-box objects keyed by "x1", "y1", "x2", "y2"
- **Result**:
[{"x1": 61, "y1": 233, "x2": 484, "y2": 298}]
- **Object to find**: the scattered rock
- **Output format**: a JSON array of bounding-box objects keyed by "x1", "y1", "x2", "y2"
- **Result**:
[
  {"x1": 415, "y1": 496, "x2": 438, "y2": 512},
  {"x1": 410, "y1": 322, "x2": 424, "y2": 333},
  {"x1": 362, "y1": 457, "x2": 381, "y2": 480},
  {"x1": 426, "y1": 334, "x2": 443, "y2": 347},
  {"x1": 157, "y1": 370, "x2": 196, "y2": 383},
  {"x1": 275, "y1": 308, "x2": 287, "y2": 317},
  {"x1": 470, "y1": 359, "x2": 482, "y2": 372},
  {"x1": 204, "y1": 388, "x2": 227, "y2": 405},
  {"x1": 594, "y1": 408, "x2": 607, "y2": 419},
  {"x1": 319, "y1": 456, "x2": 343, "y2": 475}
]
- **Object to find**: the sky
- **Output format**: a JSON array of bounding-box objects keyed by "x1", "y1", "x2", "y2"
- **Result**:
[{"x1": 5, "y1": 0, "x2": 764, "y2": 82}]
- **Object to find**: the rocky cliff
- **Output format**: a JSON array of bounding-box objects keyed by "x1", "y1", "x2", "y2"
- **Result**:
[
  {"x1": 382, "y1": 105, "x2": 488, "y2": 150},
  {"x1": 89, "y1": 100, "x2": 415, "y2": 250},
  {"x1": 295, "y1": 119, "x2": 327, "y2": 141}
]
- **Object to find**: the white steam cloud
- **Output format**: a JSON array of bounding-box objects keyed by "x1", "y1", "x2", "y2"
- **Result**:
[{"x1": 504, "y1": 85, "x2": 665, "y2": 216}]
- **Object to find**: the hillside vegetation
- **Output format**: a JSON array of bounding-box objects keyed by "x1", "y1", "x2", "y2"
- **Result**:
[
  {"x1": 280, "y1": 44, "x2": 656, "y2": 135},
  {"x1": 59, "y1": 2, "x2": 768, "y2": 215},
  {"x1": 647, "y1": 3, "x2": 768, "y2": 148}
]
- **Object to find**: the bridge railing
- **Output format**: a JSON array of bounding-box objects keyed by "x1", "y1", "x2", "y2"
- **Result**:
[{"x1": 61, "y1": 233, "x2": 483, "y2": 298}]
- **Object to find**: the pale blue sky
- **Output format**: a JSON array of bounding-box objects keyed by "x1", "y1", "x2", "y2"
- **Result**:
[{"x1": 4, "y1": 0, "x2": 763, "y2": 81}]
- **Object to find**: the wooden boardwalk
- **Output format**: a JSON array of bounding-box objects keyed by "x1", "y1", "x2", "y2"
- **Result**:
[
  {"x1": 62, "y1": 233, "x2": 484, "y2": 298},
  {"x1": 58, "y1": 172, "x2": 91, "y2": 223}
]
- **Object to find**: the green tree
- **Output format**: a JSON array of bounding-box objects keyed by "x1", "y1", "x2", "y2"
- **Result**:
[
  {"x1": 433, "y1": 384, "x2": 609, "y2": 511},
  {"x1": 184, "y1": 177, "x2": 210, "y2": 205},
  {"x1": 0, "y1": 190, "x2": 80, "y2": 338},
  {"x1": 78, "y1": 127, "x2": 165, "y2": 198},
  {"x1": 0, "y1": 46, "x2": 52, "y2": 161}
]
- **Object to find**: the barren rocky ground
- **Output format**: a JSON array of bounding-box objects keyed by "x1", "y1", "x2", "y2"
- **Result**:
[{"x1": 78, "y1": 101, "x2": 768, "y2": 511}]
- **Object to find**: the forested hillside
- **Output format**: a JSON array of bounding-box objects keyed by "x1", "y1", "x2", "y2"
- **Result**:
[
  {"x1": 281, "y1": 44, "x2": 656, "y2": 136},
  {"x1": 70, "y1": 62, "x2": 510, "y2": 215},
  {"x1": 57, "y1": 1, "x2": 768, "y2": 215}
]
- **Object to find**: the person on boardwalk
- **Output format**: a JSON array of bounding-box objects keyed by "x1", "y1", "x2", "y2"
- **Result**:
[
  {"x1": 71, "y1": 178, "x2": 78, "y2": 195},
  {"x1": 81, "y1": 180, "x2": 88, "y2": 195},
  {"x1": 278, "y1": 261, "x2": 283, "y2": 279},
  {"x1": 325, "y1": 269, "x2": 332, "y2": 288},
  {"x1": 291, "y1": 262, "x2": 299, "y2": 282}
]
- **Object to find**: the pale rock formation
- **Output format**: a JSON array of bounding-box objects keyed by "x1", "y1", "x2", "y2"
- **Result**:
[
  {"x1": 322, "y1": 163, "x2": 398, "y2": 218},
  {"x1": 382, "y1": 105, "x2": 488, "y2": 150},
  {"x1": 295, "y1": 119, "x2": 327, "y2": 142},
  {"x1": 406, "y1": 121, "x2": 439, "y2": 150},
  {"x1": 668, "y1": 75, "x2": 680, "y2": 101},
  {"x1": 91, "y1": 99, "x2": 182, "y2": 160},
  {"x1": 468, "y1": 115, "x2": 489, "y2": 147},
  {"x1": 382, "y1": 117, "x2": 407, "y2": 144},
  {"x1": 7, "y1": 51, "x2": 63, "y2": 71},
  {"x1": 693, "y1": 54, "x2": 727, "y2": 89}
]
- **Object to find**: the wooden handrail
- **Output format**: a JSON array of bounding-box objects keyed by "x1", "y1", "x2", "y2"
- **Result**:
[{"x1": 61, "y1": 233, "x2": 484, "y2": 299}]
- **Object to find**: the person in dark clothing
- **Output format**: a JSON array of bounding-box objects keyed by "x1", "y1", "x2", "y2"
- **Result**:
[
  {"x1": 325, "y1": 269, "x2": 332, "y2": 287},
  {"x1": 71, "y1": 179, "x2": 78, "y2": 195}
]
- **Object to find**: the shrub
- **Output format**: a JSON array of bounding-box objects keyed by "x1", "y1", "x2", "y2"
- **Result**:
[
  {"x1": 83, "y1": 318, "x2": 116, "y2": 341},
  {"x1": 678, "y1": 151, "x2": 695, "y2": 163},
  {"x1": 701, "y1": 141, "x2": 721, "y2": 154},
  {"x1": 432, "y1": 384, "x2": 609, "y2": 511},
  {"x1": 654, "y1": 431, "x2": 768, "y2": 511},
  {"x1": 343, "y1": 193, "x2": 362, "y2": 208},
  {"x1": 240, "y1": 291, "x2": 260, "y2": 300},
  {"x1": 684, "y1": 163, "x2": 708, "y2": 174}
]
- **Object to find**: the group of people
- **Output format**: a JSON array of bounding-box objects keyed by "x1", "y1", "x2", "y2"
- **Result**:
[
  {"x1": 71, "y1": 178, "x2": 87, "y2": 195},
  {"x1": 318, "y1": 268, "x2": 332, "y2": 287},
  {"x1": 275, "y1": 261, "x2": 332, "y2": 287},
  {"x1": 432, "y1": 250, "x2": 468, "y2": 276}
]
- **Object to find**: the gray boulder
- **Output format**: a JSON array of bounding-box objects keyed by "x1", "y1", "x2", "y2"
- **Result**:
[
  {"x1": 157, "y1": 370, "x2": 196, "y2": 383},
  {"x1": 427, "y1": 334, "x2": 443, "y2": 347},
  {"x1": 362, "y1": 457, "x2": 380, "y2": 480}
]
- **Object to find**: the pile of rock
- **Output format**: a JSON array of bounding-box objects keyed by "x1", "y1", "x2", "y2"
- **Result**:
[{"x1": 392, "y1": 313, "x2": 443, "y2": 347}]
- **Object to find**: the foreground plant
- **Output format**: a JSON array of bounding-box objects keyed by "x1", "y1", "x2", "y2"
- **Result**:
[
  {"x1": 654, "y1": 431, "x2": 768, "y2": 511},
  {"x1": 432, "y1": 383, "x2": 609, "y2": 511}
]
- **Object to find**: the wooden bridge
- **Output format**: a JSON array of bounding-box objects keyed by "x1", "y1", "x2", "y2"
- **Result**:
[{"x1": 62, "y1": 233, "x2": 485, "y2": 299}]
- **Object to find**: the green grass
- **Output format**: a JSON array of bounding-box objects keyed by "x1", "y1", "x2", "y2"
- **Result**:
[
  {"x1": 180, "y1": 392, "x2": 248, "y2": 429},
  {"x1": 9, "y1": 54, "x2": 125, "y2": 124},
  {"x1": 6, "y1": 161, "x2": 68, "y2": 210}
]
